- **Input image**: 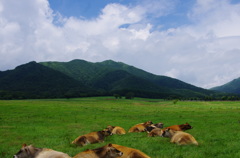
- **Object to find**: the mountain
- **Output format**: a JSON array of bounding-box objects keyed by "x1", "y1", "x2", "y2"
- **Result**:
[
  {"x1": 211, "y1": 78, "x2": 240, "y2": 94},
  {"x1": 40, "y1": 59, "x2": 219, "y2": 99},
  {"x1": 0, "y1": 59, "x2": 225, "y2": 99},
  {"x1": 0, "y1": 61, "x2": 93, "y2": 99}
]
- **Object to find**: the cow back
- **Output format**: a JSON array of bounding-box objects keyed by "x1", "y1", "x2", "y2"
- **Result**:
[
  {"x1": 163, "y1": 125, "x2": 182, "y2": 131},
  {"x1": 73, "y1": 150, "x2": 97, "y2": 158},
  {"x1": 112, "y1": 126, "x2": 126, "y2": 135},
  {"x1": 73, "y1": 144, "x2": 123, "y2": 158},
  {"x1": 164, "y1": 123, "x2": 192, "y2": 131},
  {"x1": 36, "y1": 149, "x2": 71, "y2": 158},
  {"x1": 72, "y1": 130, "x2": 109, "y2": 146},
  {"x1": 171, "y1": 131, "x2": 198, "y2": 145},
  {"x1": 112, "y1": 144, "x2": 150, "y2": 158},
  {"x1": 148, "y1": 128, "x2": 163, "y2": 137}
]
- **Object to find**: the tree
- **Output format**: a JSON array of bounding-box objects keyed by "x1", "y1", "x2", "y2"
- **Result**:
[
  {"x1": 173, "y1": 99, "x2": 179, "y2": 104},
  {"x1": 125, "y1": 92, "x2": 134, "y2": 99},
  {"x1": 114, "y1": 94, "x2": 121, "y2": 99}
]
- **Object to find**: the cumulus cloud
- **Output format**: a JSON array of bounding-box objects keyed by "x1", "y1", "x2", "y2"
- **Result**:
[{"x1": 0, "y1": 0, "x2": 240, "y2": 88}]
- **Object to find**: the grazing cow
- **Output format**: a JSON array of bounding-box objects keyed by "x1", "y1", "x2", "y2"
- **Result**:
[
  {"x1": 128, "y1": 121, "x2": 153, "y2": 133},
  {"x1": 163, "y1": 122, "x2": 192, "y2": 131},
  {"x1": 112, "y1": 144, "x2": 150, "y2": 158},
  {"x1": 148, "y1": 128, "x2": 163, "y2": 137},
  {"x1": 13, "y1": 144, "x2": 71, "y2": 158},
  {"x1": 106, "y1": 125, "x2": 126, "y2": 135},
  {"x1": 71, "y1": 130, "x2": 111, "y2": 146},
  {"x1": 162, "y1": 128, "x2": 198, "y2": 145},
  {"x1": 73, "y1": 143, "x2": 123, "y2": 158}
]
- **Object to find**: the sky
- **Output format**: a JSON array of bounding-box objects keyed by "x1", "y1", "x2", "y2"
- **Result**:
[{"x1": 0, "y1": 0, "x2": 240, "y2": 89}]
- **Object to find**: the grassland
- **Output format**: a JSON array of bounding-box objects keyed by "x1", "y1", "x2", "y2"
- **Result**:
[{"x1": 0, "y1": 97, "x2": 240, "y2": 158}]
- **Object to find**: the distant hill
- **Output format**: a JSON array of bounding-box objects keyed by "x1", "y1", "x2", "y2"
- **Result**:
[
  {"x1": 40, "y1": 59, "x2": 219, "y2": 99},
  {"x1": 0, "y1": 61, "x2": 92, "y2": 99},
  {"x1": 0, "y1": 59, "x2": 226, "y2": 99},
  {"x1": 211, "y1": 78, "x2": 240, "y2": 94}
]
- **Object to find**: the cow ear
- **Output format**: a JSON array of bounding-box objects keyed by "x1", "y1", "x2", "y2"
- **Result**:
[{"x1": 22, "y1": 144, "x2": 27, "y2": 148}]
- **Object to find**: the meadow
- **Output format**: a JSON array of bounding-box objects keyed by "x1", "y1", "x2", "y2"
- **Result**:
[{"x1": 0, "y1": 97, "x2": 240, "y2": 158}]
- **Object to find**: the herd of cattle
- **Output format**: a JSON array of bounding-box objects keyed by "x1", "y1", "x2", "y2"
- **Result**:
[{"x1": 13, "y1": 121, "x2": 198, "y2": 158}]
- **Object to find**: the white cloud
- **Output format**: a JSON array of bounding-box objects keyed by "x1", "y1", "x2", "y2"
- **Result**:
[
  {"x1": 189, "y1": 0, "x2": 240, "y2": 37},
  {"x1": 0, "y1": 0, "x2": 240, "y2": 89},
  {"x1": 164, "y1": 68, "x2": 180, "y2": 79},
  {"x1": 137, "y1": 0, "x2": 176, "y2": 17}
]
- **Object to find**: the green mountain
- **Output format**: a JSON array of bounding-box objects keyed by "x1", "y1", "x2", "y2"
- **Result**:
[
  {"x1": 211, "y1": 78, "x2": 240, "y2": 94},
  {"x1": 40, "y1": 59, "x2": 218, "y2": 99},
  {"x1": 0, "y1": 59, "x2": 225, "y2": 99},
  {"x1": 0, "y1": 61, "x2": 93, "y2": 99}
]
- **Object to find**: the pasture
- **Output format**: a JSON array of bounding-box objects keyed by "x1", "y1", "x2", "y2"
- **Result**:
[{"x1": 0, "y1": 97, "x2": 240, "y2": 158}]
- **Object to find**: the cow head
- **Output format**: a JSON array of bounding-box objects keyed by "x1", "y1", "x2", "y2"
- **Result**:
[
  {"x1": 143, "y1": 121, "x2": 153, "y2": 126},
  {"x1": 104, "y1": 125, "x2": 115, "y2": 135},
  {"x1": 161, "y1": 128, "x2": 176, "y2": 138},
  {"x1": 105, "y1": 144, "x2": 123, "y2": 157},
  {"x1": 181, "y1": 122, "x2": 193, "y2": 130},
  {"x1": 13, "y1": 144, "x2": 41, "y2": 158},
  {"x1": 101, "y1": 129, "x2": 112, "y2": 136},
  {"x1": 154, "y1": 122, "x2": 164, "y2": 129},
  {"x1": 106, "y1": 125, "x2": 115, "y2": 131},
  {"x1": 92, "y1": 144, "x2": 123, "y2": 158},
  {"x1": 146, "y1": 124, "x2": 157, "y2": 133}
]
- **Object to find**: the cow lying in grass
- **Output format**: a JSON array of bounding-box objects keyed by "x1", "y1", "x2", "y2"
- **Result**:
[
  {"x1": 71, "y1": 130, "x2": 111, "y2": 146},
  {"x1": 73, "y1": 143, "x2": 123, "y2": 158},
  {"x1": 153, "y1": 122, "x2": 164, "y2": 129},
  {"x1": 13, "y1": 144, "x2": 71, "y2": 158},
  {"x1": 105, "y1": 125, "x2": 126, "y2": 135},
  {"x1": 146, "y1": 122, "x2": 164, "y2": 134},
  {"x1": 163, "y1": 122, "x2": 192, "y2": 131},
  {"x1": 128, "y1": 121, "x2": 153, "y2": 133},
  {"x1": 148, "y1": 128, "x2": 163, "y2": 137},
  {"x1": 162, "y1": 128, "x2": 198, "y2": 145},
  {"x1": 112, "y1": 144, "x2": 150, "y2": 158}
]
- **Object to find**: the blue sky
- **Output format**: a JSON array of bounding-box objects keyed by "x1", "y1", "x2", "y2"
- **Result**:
[
  {"x1": 49, "y1": 0, "x2": 131, "y2": 19},
  {"x1": 48, "y1": 0, "x2": 195, "y2": 30},
  {"x1": 1, "y1": 0, "x2": 240, "y2": 88}
]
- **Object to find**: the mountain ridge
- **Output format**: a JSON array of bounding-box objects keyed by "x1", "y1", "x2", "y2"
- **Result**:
[
  {"x1": 211, "y1": 77, "x2": 240, "y2": 94},
  {"x1": 0, "y1": 59, "x2": 228, "y2": 99},
  {"x1": 0, "y1": 61, "x2": 93, "y2": 99}
]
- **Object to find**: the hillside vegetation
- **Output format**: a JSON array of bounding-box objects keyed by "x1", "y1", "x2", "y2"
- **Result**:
[
  {"x1": 0, "y1": 59, "x2": 228, "y2": 99},
  {"x1": 1, "y1": 97, "x2": 240, "y2": 158},
  {"x1": 40, "y1": 59, "x2": 222, "y2": 99},
  {"x1": 211, "y1": 77, "x2": 240, "y2": 95}
]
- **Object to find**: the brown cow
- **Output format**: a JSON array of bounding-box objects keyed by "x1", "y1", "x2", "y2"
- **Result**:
[
  {"x1": 73, "y1": 143, "x2": 123, "y2": 158},
  {"x1": 153, "y1": 122, "x2": 164, "y2": 129},
  {"x1": 148, "y1": 128, "x2": 163, "y2": 137},
  {"x1": 146, "y1": 122, "x2": 164, "y2": 133},
  {"x1": 162, "y1": 128, "x2": 198, "y2": 145},
  {"x1": 71, "y1": 130, "x2": 111, "y2": 146},
  {"x1": 106, "y1": 125, "x2": 126, "y2": 135},
  {"x1": 112, "y1": 144, "x2": 150, "y2": 158},
  {"x1": 128, "y1": 121, "x2": 153, "y2": 133},
  {"x1": 13, "y1": 144, "x2": 71, "y2": 158},
  {"x1": 163, "y1": 122, "x2": 192, "y2": 131}
]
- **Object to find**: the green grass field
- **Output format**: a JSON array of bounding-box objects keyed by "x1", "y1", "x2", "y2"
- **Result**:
[{"x1": 1, "y1": 97, "x2": 240, "y2": 158}]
